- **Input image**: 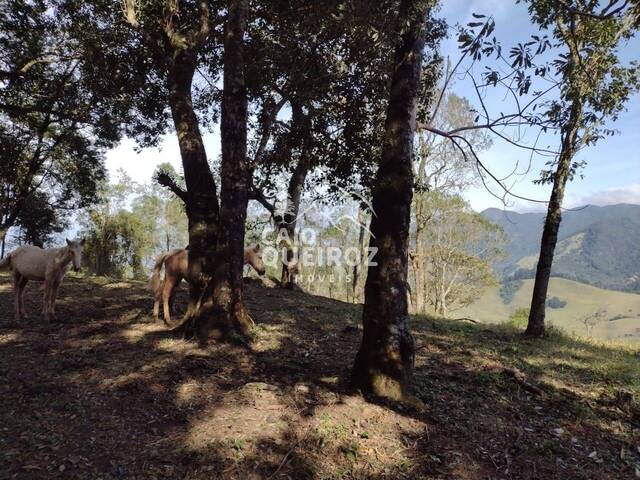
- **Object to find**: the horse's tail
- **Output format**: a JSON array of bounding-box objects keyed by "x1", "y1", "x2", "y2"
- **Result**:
[
  {"x1": 0, "y1": 254, "x2": 11, "y2": 271},
  {"x1": 149, "y1": 252, "x2": 171, "y2": 293}
]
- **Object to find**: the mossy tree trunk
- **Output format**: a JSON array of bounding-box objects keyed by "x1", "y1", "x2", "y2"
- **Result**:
[
  {"x1": 197, "y1": 0, "x2": 253, "y2": 338},
  {"x1": 167, "y1": 49, "x2": 220, "y2": 323},
  {"x1": 351, "y1": 0, "x2": 430, "y2": 401}
]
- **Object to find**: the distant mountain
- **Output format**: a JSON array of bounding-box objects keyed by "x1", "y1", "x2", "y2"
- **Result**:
[{"x1": 482, "y1": 203, "x2": 640, "y2": 293}]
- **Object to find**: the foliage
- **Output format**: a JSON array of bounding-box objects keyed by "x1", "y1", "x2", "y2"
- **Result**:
[
  {"x1": 546, "y1": 296, "x2": 567, "y2": 309},
  {"x1": 499, "y1": 279, "x2": 522, "y2": 305},
  {"x1": 523, "y1": 0, "x2": 640, "y2": 173},
  {"x1": 0, "y1": 0, "x2": 130, "y2": 238},
  {"x1": 80, "y1": 171, "x2": 187, "y2": 279},
  {"x1": 11, "y1": 191, "x2": 67, "y2": 247},
  {"x1": 418, "y1": 193, "x2": 505, "y2": 316},
  {"x1": 508, "y1": 307, "x2": 531, "y2": 329},
  {"x1": 415, "y1": 92, "x2": 491, "y2": 194},
  {"x1": 410, "y1": 89, "x2": 492, "y2": 315}
]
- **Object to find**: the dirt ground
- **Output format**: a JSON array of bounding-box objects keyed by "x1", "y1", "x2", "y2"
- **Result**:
[{"x1": 1, "y1": 273, "x2": 639, "y2": 479}]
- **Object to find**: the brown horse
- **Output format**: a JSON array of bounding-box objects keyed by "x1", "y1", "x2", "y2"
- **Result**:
[
  {"x1": 149, "y1": 244, "x2": 266, "y2": 325},
  {"x1": 0, "y1": 239, "x2": 85, "y2": 322}
]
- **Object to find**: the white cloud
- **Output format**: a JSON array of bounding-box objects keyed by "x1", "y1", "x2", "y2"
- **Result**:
[
  {"x1": 104, "y1": 129, "x2": 220, "y2": 184},
  {"x1": 567, "y1": 183, "x2": 640, "y2": 208}
]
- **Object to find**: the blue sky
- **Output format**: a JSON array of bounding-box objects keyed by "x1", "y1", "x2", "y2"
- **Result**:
[
  {"x1": 105, "y1": 0, "x2": 640, "y2": 212},
  {"x1": 438, "y1": 0, "x2": 640, "y2": 211}
]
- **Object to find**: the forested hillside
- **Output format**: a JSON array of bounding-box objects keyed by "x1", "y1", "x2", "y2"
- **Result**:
[{"x1": 483, "y1": 204, "x2": 640, "y2": 292}]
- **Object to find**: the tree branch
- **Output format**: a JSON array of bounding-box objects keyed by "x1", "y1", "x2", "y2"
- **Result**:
[
  {"x1": 155, "y1": 171, "x2": 188, "y2": 204},
  {"x1": 554, "y1": 0, "x2": 631, "y2": 20},
  {"x1": 248, "y1": 185, "x2": 276, "y2": 216}
]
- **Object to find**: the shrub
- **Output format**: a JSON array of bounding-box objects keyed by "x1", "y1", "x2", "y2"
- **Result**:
[
  {"x1": 546, "y1": 296, "x2": 567, "y2": 309},
  {"x1": 508, "y1": 307, "x2": 530, "y2": 329},
  {"x1": 499, "y1": 279, "x2": 522, "y2": 304}
]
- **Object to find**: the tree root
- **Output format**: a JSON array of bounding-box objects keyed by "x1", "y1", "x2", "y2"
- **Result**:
[
  {"x1": 450, "y1": 317, "x2": 480, "y2": 324},
  {"x1": 501, "y1": 367, "x2": 545, "y2": 396}
]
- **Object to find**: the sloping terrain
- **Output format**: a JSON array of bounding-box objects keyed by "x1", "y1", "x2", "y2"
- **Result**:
[
  {"x1": 483, "y1": 203, "x2": 640, "y2": 292},
  {"x1": 1, "y1": 274, "x2": 640, "y2": 479},
  {"x1": 461, "y1": 277, "x2": 640, "y2": 341}
]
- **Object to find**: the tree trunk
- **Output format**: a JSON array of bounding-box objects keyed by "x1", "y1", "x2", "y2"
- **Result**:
[
  {"x1": 199, "y1": 0, "x2": 253, "y2": 338},
  {"x1": 526, "y1": 99, "x2": 582, "y2": 337},
  {"x1": 408, "y1": 256, "x2": 418, "y2": 312},
  {"x1": 351, "y1": 0, "x2": 429, "y2": 401},
  {"x1": 167, "y1": 49, "x2": 220, "y2": 327},
  {"x1": 352, "y1": 208, "x2": 367, "y2": 303},
  {"x1": 280, "y1": 155, "x2": 310, "y2": 289},
  {"x1": 437, "y1": 279, "x2": 447, "y2": 317},
  {"x1": 277, "y1": 102, "x2": 311, "y2": 289},
  {"x1": 413, "y1": 225, "x2": 427, "y2": 314},
  {"x1": 414, "y1": 191, "x2": 431, "y2": 315}
]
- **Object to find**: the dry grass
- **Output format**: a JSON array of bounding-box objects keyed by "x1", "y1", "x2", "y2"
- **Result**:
[
  {"x1": 0, "y1": 273, "x2": 639, "y2": 479},
  {"x1": 459, "y1": 277, "x2": 640, "y2": 340}
]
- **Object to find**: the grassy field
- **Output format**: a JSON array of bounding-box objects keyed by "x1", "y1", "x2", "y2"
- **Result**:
[{"x1": 458, "y1": 277, "x2": 640, "y2": 341}]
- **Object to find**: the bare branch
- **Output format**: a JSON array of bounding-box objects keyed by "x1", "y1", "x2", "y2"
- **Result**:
[{"x1": 422, "y1": 125, "x2": 550, "y2": 205}]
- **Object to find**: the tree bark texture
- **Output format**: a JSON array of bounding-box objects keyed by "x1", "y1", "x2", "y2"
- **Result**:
[
  {"x1": 200, "y1": 0, "x2": 253, "y2": 338},
  {"x1": 167, "y1": 49, "x2": 220, "y2": 322},
  {"x1": 351, "y1": 0, "x2": 429, "y2": 401}
]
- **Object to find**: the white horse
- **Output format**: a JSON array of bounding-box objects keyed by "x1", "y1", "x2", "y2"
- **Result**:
[{"x1": 0, "y1": 239, "x2": 85, "y2": 322}]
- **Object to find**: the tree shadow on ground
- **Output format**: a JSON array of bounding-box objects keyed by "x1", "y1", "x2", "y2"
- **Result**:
[{"x1": 1, "y1": 273, "x2": 639, "y2": 479}]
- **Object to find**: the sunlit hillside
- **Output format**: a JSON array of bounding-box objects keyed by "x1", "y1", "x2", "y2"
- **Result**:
[{"x1": 459, "y1": 278, "x2": 640, "y2": 341}]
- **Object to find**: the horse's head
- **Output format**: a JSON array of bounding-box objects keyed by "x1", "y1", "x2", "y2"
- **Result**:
[
  {"x1": 245, "y1": 244, "x2": 266, "y2": 276},
  {"x1": 66, "y1": 238, "x2": 86, "y2": 272}
]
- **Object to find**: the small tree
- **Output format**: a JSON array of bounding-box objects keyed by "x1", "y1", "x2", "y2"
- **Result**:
[
  {"x1": 14, "y1": 191, "x2": 67, "y2": 247},
  {"x1": 420, "y1": 193, "x2": 504, "y2": 317},
  {"x1": 411, "y1": 91, "x2": 491, "y2": 313},
  {"x1": 523, "y1": 0, "x2": 640, "y2": 337},
  {"x1": 80, "y1": 174, "x2": 155, "y2": 279}
]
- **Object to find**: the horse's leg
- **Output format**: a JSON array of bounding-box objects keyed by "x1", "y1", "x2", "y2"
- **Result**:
[
  {"x1": 49, "y1": 277, "x2": 61, "y2": 321},
  {"x1": 18, "y1": 276, "x2": 28, "y2": 319},
  {"x1": 162, "y1": 276, "x2": 176, "y2": 326},
  {"x1": 169, "y1": 283, "x2": 177, "y2": 313},
  {"x1": 12, "y1": 272, "x2": 22, "y2": 322},
  {"x1": 152, "y1": 279, "x2": 163, "y2": 322},
  {"x1": 42, "y1": 278, "x2": 51, "y2": 323}
]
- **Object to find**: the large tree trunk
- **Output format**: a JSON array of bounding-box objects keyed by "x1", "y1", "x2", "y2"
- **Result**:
[
  {"x1": 526, "y1": 99, "x2": 582, "y2": 337},
  {"x1": 199, "y1": 0, "x2": 253, "y2": 338},
  {"x1": 351, "y1": 0, "x2": 429, "y2": 401},
  {"x1": 167, "y1": 49, "x2": 220, "y2": 325}
]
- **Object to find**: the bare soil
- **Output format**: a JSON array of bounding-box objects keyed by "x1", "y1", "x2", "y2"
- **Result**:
[{"x1": 0, "y1": 273, "x2": 639, "y2": 479}]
